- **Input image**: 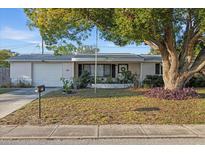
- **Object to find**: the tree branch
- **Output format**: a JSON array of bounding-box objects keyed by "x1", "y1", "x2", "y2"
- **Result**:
[
  {"x1": 144, "y1": 40, "x2": 159, "y2": 51},
  {"x1": 164, "y1": 16, "x2": 179, "y2": 76},
  {"x1": 179, "y1": 9, "x2": 202, "y2": 72},
  {"x1": 189, "y1": 48, "x2": 205, "y2": 74}
]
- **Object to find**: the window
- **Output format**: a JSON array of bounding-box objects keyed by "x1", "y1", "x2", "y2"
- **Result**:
[
  {"x1": 104, "y1": 65, "x2": 111, "y2": 77},
  {"x1": 81, "y1": 64, "x2": 112, "y2": 77},
  {"x1": 97, "y1": 65, "x2": 104, "y2": 76},
  {"x1": 83, "y1": 64, "x2": 91, "y2": 74},
  {"x1": 155, "y1": 63, "x2": 162, "y2": 75}
]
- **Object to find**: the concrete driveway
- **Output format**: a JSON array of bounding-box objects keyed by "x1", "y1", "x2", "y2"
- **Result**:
[{"x1": 0, "y1": 88, "x2": 59, "y2": 119}]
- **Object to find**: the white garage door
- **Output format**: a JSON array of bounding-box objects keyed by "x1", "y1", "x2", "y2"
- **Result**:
[{"x1": 33, "y1": 63, "x2": 63, "y2": 87}]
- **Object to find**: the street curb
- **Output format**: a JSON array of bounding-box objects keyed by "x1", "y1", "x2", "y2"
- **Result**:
[{"x1": 0, "y1": 136, "x2": 204, "y2": 140}]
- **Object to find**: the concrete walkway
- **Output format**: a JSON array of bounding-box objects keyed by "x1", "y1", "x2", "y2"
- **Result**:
[
  {"x1": 0, "y1": 125, "x2": 204, "y2": 139},
  {"x1": 0, "y1": 88, "x2": 59, "y2": 119}
]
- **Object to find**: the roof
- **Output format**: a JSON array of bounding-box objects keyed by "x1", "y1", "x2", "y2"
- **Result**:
[
  {"x1": 72, "y1": 53, "x2": 145, "y2": 62},
  {"x1": 8, "y1": 54, "x2": 72, "y2": 62},
  {"x1": 8, "y1": 53, "x2": 162, "y2": 62},
  {"x1": 139, "y1": 54, "x2": 162, "y2": 62}
]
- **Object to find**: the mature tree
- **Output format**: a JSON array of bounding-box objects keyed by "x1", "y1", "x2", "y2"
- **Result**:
[
  {"x1": 0, "y1": 49, "x2": 17, "y2": 67},
  {"x1": 24, "y1": 8, "x2": 205, "y2": 90}
]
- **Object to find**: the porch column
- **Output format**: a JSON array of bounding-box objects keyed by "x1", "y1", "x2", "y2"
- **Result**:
[
  {"x1": 139, "y1": 63, "x2": 143, "y2": 86},
  {"x1": 72, "y1": 62, "x2": 76, "y2": 78}
]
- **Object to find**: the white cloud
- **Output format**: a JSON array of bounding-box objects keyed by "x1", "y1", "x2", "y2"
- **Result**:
[{"x1": 0, "y1": 26, "x2": 36, "y2": 41}]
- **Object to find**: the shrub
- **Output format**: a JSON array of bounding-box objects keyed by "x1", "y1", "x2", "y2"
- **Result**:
[
  {"x1": 186, "y1": 73, "x2": 205, "y2": 87},
  {"x1": 72, "y1": 77, "x2": 80, "y2": 89},
  {"x1": 78, "y1": 70, "x2": 92, "y2": 88},
  {"x1": 15, "y1": 79, "x2": 31, "y2": 88},
  {"x1": 60, "y1": 77, "x2": 72, "y2": 94},
  {"x1": 106, "y1": 76, "x2": 113, "y2": 83},
  {"x1": 96, "y1": 77, "x2": 105, "y2": 83},
  {"x1": 117, "y1": 70, "x2": 135, "y2": 83},
  {"x1": 145, "y1": 87, "x2": 198, "y2": 100},
  {"x1": 0, "y1": 82, "x2": 12, "y2": 88},
  {"x1": 142, "y1": 75, "x2": 164, "y2": 88}
]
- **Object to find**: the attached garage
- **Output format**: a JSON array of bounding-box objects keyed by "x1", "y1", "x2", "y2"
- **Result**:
[
  {"x1": 9, "y1": 54, "x2": 74, "y2": 87},
  {"x1": 33, "y1": 63, "x2": 65, "y2": 87}
]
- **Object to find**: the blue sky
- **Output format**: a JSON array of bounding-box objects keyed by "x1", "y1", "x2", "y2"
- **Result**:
[{"x1": 0, "y1": 8, "x2": 150, "y2": 54}]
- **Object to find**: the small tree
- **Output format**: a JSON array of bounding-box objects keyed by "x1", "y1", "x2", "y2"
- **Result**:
[{"x1": 0, "y1": 49, "x2": 17, "y2": 67}]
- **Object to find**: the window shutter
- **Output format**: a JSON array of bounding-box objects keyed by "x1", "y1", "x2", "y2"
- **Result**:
[
  {"x1": 155, "y1": 63, "x2": 160, "y2": 75},
  {"x1": 112, "y1": 64, "x2": 116, "y2": 78},
  {"x1": 78, "y1": 64, "x2": 82, "y2": 76}
]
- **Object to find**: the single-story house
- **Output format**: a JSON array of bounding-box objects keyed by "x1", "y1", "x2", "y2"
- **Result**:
[{"x1": 8, "y1": 53, "x2": 162, "y2": 87}]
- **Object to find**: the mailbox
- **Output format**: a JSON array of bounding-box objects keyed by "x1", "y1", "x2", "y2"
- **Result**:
[
  {"x1": 35, "y1": 85, "x2": 45, "y2": 93},
  {"x1": 35, "y1": 85, "x2": 45, "y2": 119}
]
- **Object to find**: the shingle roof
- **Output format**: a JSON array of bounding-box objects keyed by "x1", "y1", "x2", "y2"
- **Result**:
[
  {"x1": 74, "y1": 53, "x2": 142, "y2": 58},
  {"x1": 8, "y1": 53, "x2": 162, "y2": 62},
  {"x1": 140, "y1": 54, "x2": 162, "y2": 62},
  {"x1": 8, "y1": 54, "x2": 72, "y2": 61}
]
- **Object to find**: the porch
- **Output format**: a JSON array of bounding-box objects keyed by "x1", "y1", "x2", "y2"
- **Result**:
[{"x1": 74, "y1": 62, "x2": 141, "y2": 84}]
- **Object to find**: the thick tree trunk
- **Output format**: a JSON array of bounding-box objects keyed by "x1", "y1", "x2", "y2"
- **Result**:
[
  {"x1": 161, "y1": 55, "x2": 190, "y2": 90},
  {"x1": 163, "y1": 73, "x2": 187, "y2": 90},
  {"x1": 162, "y1": 57, "x2": 193, "y2": 90}
]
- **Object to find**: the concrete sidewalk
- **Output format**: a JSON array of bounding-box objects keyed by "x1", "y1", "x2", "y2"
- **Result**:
[{"x1": 0, "y1": 125, "x2": 204, "y2": 139}]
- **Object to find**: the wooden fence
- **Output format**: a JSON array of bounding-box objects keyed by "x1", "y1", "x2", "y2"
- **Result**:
[{"x1": 0, "y1": 68, "x2": 10, "y2": 86}]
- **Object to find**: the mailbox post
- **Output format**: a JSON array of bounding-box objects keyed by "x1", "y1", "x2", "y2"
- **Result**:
[{"x1": 35, "y1": 85, "x2": 45, "y2": 119}]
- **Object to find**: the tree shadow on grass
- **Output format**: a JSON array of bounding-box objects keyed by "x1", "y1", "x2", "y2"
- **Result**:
[{"x1": 198, "y1": 93, "x2": 205, "y2": 99}]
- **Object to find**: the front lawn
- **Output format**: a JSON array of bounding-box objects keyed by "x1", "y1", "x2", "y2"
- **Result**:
[
  {"x1": 0, "y1": 88, "x2": 204, "y2": 125},
  {"x1": 0, "y1": 88, "x2": 18, "y2": 94}
]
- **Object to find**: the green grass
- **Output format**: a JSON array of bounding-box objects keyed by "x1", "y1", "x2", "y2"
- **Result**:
[
  {"x1": 0, "y1": 88, "x2": 204, "y2": 125},
  {"x1": 0, "y1": 88, "x2": 18, "y2": 94}
]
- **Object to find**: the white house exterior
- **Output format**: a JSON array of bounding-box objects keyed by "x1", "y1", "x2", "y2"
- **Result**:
[{"x1": 8, "y1": 53, "x2": 162, "y2": 87}]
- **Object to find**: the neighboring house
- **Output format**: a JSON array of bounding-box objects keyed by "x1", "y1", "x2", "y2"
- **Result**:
[{"x1": 8, "y1": 53, "x2": 162, "y2": 87}]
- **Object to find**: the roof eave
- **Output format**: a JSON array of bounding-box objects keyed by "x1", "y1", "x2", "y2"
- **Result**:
[
  {"x1": 8, "y1": 60, "x2": 72, "y2": 62},
  {"x1": 72, "y1": 58, "x2": 144, "y2": 62}
]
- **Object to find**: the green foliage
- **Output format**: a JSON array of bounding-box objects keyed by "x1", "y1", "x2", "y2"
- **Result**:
[
  {"x1": 49, "y1": 44, "x2": 76, "y2": 55},
  {"x1": 15, "y1": 79, "x2": 31, "y2": 88},
  {"x1": 149, "y1": 48, "x2": 160, "y2": 55},
  {"x1": 49, "y1": 44, "x2": 99, "y2": 55},
  {"x1": 106, "y1": 76, "x2": 113, "y2": 83},
  {"x1": 186, "y1": 74, "x2": 205, "y2": 87},
  {"x1": 117, "y1": 70, "x2": 135, "y2": 84},
  {"x1": 24, "y1": 9, "x2": 205, "y2": 58},
  {"x1": 143, "y1": 75, "x2": 164, "y2": 88},
  {"x1": 24, "y1": 8, "x2": 205, "y2": 52},
  {"x1": 24, "y1": 8, "x2": 205, "y2": 90},
  {"x1": 78, "y1": 71, "x2": 92, "y2": 88},
  {"x1": 60, "y1": 77, "x2": 72, "y2": 94},
  {"x1": 0, "y1": 83, "x2": 12, "y2": 88},
  {"x1": 24, "y1": 9, "x2": 93, "y2": 47},
  {"x1": 75, "y1": 45, "x2": 99, "y2": 54},
  {"x1": 0, "y1": 49, "x2": 17, "y2": 67},
  {"x1": 72, "y1": 77, "x2": 80, "y2": 89}
]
